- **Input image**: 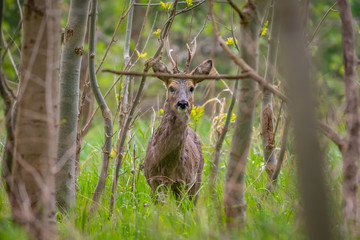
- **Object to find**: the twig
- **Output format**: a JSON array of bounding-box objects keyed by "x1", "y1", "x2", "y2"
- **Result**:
[
  {"x1": 209, "y1": 6, "x2": 288, "y2": 102},
  {"x1": 2, "y1": 33, "x2": 19, "y2": 77},
  {"x1": 265, "y1": 117, "x2": 291, "y2": 194},
  {"x1": 308, "y1": 2, "x2": 337, "y2": 45},
  {"x1": 209, "y1": 78, "x2": 238, "y2": 194},
  {"x1": 1, "y1": 20, "x2": 22, "y2": 65},
  {"x1": 131, "y1": 144, "x2": 136, "y2": 210},
  {"x1": 273, "y1": 100, "x2": 283, "y2": 137},
  {"x1": 318, "y1": 121, "x2": 344, "y2": 150},
  {"x1": 227, "y1": 0, "x2": 245, "y2": 20},
  {"x1": 134, "y1": 1, "x2": 202, "y2": 6},
  {"x1": 80, "y1": 11, "x2": 158, "y2": 137},
  {"x1": 230, "y1": 8, "x2": 240, "y2": 52},
  {"x1": 103, "y1": 69, "x2": 249, "y2": 80},
  {"x1": 96, "y1": 0, "x2": 135, "y2": 74}
]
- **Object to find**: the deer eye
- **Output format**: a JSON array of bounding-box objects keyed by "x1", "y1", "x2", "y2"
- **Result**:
[
  {"x1": 189, "y1": 86, "x2": 194, "y2": 93},
  {"x1": 169, "y1": 86, "x2": 175, "y2": 93}
]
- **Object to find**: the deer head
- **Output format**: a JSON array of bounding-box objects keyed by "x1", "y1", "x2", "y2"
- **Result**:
[{"x1": 152, "y1": 59, "x2": 213, "y2": 119}]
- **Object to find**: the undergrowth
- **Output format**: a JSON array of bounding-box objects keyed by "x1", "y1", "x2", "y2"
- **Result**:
[{"x1": 0, "y1": 111, "x2": 344, "y2": 239}]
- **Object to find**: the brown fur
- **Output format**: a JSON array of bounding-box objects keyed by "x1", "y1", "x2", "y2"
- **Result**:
[{"x1": 144, "y1": 60, "x2": 213, "y2": 203}]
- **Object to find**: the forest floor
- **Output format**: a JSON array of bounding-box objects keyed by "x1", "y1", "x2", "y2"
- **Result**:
[{"x1": 0, "y1": 112, "x2": 344, "y2": 239}]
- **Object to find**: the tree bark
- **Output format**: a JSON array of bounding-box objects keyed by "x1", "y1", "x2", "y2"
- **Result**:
[
  {"x1": 337, "y1": 0, "x2": 359, "y2": 230},
  {"x1": 7, "y1": 0, "x2": 61, "y2": 238},
  {"x1": 224, "y1": 0, "x2": 267, "y2": 227},
  {"x1": 279, "y1": 0, "x2": 333, "y2": 239},
  {"x1": 57, "y1": 0, "x2": 90, "y2": 212},
  {"x1": 261, "y1": 0, "x2": 279, "y2": 177}
]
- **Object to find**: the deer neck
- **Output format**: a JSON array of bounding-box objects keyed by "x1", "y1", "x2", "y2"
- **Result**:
[{"x1": 154, "y1": 100, "x2": 189, "y2": 161}]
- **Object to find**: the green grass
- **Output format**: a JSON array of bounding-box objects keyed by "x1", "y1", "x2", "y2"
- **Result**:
[{"x1": 0, "y1": 113, "x2": 344, "y2": 239}]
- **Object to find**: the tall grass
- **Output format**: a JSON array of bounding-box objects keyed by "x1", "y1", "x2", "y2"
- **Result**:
[{"x1": 0, "y1": 110, "x2": 344, "y2": 239}]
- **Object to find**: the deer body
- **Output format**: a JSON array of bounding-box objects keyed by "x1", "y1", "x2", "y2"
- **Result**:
[{"x1": 144, "y1": 59, "x2": 214, "y2": 203}]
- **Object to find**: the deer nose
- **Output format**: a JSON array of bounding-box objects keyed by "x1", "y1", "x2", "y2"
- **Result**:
[{"x1": 176, "y1": 100, "x2": 189, "y2": 110}]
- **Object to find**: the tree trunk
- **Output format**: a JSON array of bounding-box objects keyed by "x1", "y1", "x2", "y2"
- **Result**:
[
  {"x1": 279, "y1": 0, "x2": 333, "y2": 239},
  {"x1": 89, "y1": 0, "x2": 113, "y2": 209},
  {"x1": 224, "y1": 0, "x2": 267, "y2": 227},
  {"x1": 57, "y1": 0, "x2": 90, "y2": 212},
  {"x1": 337, "y1": 0, "x2": 359, "y2": 230},
  {"x1": 7, "y1": 0, "x2": 61, "y2": 238},
  {"x1": 261, "y1": 0, "x2": 279, "y2": 177}
]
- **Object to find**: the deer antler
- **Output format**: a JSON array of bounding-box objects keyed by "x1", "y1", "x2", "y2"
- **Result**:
[
  {"x1": 165, "y1": 36, "x2": 180, "y2": 73},
  {"x1": 184, "y1": 38, "x2": 197, "y2": 73},
  {"x1": 184, "y1": 17, "x2": 207, "y2": 73}
]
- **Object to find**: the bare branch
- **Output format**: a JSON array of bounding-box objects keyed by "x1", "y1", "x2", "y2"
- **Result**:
[
  {"x1": 265, "y1": 117, "x2": 291, "y2": 194},
  {"x1": 96, "y1": 0, "x2": 135, "y2": 74},
  {"x1": 308, "y1": 2, "x2": 337, "y2": 45},
  {"x1": 227, "y1": 0, "x2": 245, "y2": 20},
  {"x1": 209, "y1": 6, "x2": 288, "y2": 102},
  {"x1": 102, "y1": 69, "x2": 249, "y2": 80},
  {"x1": 318, "y1": 121, "x2": 344, "y2": 150},
  {"x1": 89, "y1": 0, "x2": 113, "y2": 210}
]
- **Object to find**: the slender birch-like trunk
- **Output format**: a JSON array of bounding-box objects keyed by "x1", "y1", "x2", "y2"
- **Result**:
[
  {"x1": 57, "y1": 0, "x2": 90, "y2": 212},
  {"x1": 337, "y1": 0, "x2": 359, "y2": 230},
  {"x1": 224, "y1": 0, "x2": 267, "y2": 227},
  {"x1": 89, "y1": 0, "x2": 113, "y2": 209},
  {"x1": 279, "y1": 0, "x2": 333, "y2": 239},
  {"x1": 261, "y1": 0, "x2": 279, "y2": 177},
  {"x1": 7, "y1": 0, "x2": 61, "y2": 238}
]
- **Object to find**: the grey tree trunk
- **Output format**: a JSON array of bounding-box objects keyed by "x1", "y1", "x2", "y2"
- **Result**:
[
  {"x1": 224, "y1": 0, "x2": 267, "y2": 227},
  {"x1": 7, "y1": 0, "x2": 61, "y2": 238},
  {"x1": 261, "y1": 0, "x2": 279, "y2": 177},
  {"x1": 279, "y1": 0, "x2": 333, "y2": 239},
  {"x1": 337, "y1": 0, "x2": 359, "y2": 230},
  {"x1": 57, "y1": 0, "x2": 90, "y2": 212}
]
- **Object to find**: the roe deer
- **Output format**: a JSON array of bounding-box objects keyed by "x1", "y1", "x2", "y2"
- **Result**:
[{"x1": 144, "y1": 54, "x2": 214, "y2": 204}]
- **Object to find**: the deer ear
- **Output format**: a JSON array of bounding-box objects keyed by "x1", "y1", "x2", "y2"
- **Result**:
[
  {"x1": 152, "y1": 61, "x2": 172, "y2": 83},
  {"x1": 191, "y1": 59, "x2": 214, "y2": 84}
]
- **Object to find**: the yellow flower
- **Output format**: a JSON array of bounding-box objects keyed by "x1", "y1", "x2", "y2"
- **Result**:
[
  {"x1": 160, "y1": 1, "x2": 172, "y2": 11},
  {"x1": 111, "y1": 148, "x2": 116, "y2": 158},
  {"x1": 136, "y1": 50, "x2": 147, "y2": 59},
  {"x1": 153, "y1": 28, "x2": 161, "y2": 39},
  {"x1": 160, "y1": 108, "x2": 164, "y2": 115},
  {"x1": 225, "y1": 37, "x2": 235, "y2": 45},
  {"x1": 260, "y1": 20, "x2": 269, "y2": 37},
  {"x1": 231, "y1": 113, "x2": 236, "y2": 122},
  {"x1": 186, "y1": 0, "x2": 193, "y2": 7}
]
